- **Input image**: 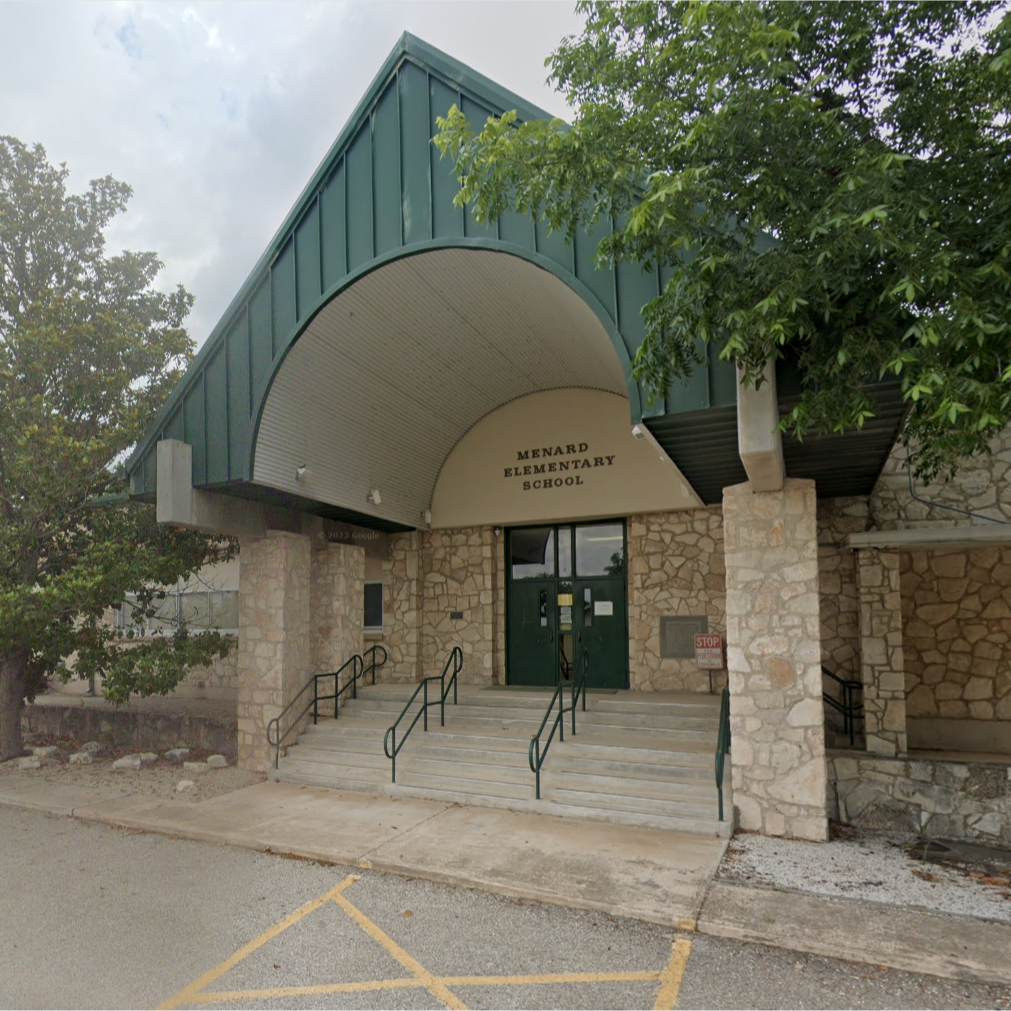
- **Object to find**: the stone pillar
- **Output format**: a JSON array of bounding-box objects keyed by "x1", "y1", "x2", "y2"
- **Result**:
[
  {"x1": 236, "y1": 531, "x2": 312, "y2": 771},
  {"x1": 386, "y1": 531, "x2": 422, "y2": 683},
  {"x1": 723, "y1": 478, "x2": 828, "y2": 841},
  {"x1": 310, "y1": 540, "x2": 365, "y2": 710},
  {"x1": 857, "y1": 548, "x2": 907, "y2": 756}
]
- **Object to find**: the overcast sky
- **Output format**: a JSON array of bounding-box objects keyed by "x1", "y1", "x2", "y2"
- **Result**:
[{"x1": 0, "y1": 1, "x2": 584, "y2": 346}]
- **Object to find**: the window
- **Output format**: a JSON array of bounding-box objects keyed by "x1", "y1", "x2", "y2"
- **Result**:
[
  {"x1": 116, "y1": 590, "x2": 239, "y2": 636},
  {"x1": 364, "y1": 581, "x2": 383, "y2": 630},
  {"x1": 510, "y1": 527, "x2": 555, "y2": 579}
]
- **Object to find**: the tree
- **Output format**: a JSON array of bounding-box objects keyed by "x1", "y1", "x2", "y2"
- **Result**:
[
  {"x1": 0, "y1": 137, "x2": 233, "y2": 761},
  {"x1": 435, "y1": 1, "x2": 1011, "y2": 479}
]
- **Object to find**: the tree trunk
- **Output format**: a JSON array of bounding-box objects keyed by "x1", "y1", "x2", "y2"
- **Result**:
[{"x1": 0, "y1": 650, "x2": 27, "y2": 762}]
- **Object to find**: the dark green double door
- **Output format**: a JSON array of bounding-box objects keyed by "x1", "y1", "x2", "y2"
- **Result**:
[{"x1": 507, "y1": 522, "x2": 628, "y2": 690}]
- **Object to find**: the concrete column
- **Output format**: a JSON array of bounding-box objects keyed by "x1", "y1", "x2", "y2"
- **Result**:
[
  {"x1": 857, "y1": 548, "x2": 907, "y2": 756},
  {"x1": 236, "y1": 531, "x2": 312, "y2": 771},
  {"x1": 310, "y1": 540, "x2": 365, "y2": 711},
  {"x1": 723, "y1": 478, "x2": 828, "y2": 841}
]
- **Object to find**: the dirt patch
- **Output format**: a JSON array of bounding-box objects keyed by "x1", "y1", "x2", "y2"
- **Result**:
[{"x1": 1, "y1": 733, "x2": 263, "y2": 803}]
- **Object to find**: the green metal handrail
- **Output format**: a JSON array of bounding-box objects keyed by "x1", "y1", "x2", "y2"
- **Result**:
[
  {"x1": 266, "y1": 643, "x2": 388, "y2": 770},
  {"x1": 822, "y1": 666, "x2": 863, "y2": 746},
  {"x1": 384, "y1": 646, "x2": 463, "y2": 782},
  {"x1": 715, "y1": 686, "x2": 731, "y2": 822},
  {"x1": 528, "y1": 651, "x2": 589, "y2": 800}
]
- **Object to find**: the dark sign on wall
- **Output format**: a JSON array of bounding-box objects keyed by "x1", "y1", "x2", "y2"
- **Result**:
[{"x1": 659, "y1": 615, "x2": 710, "y2": 659}]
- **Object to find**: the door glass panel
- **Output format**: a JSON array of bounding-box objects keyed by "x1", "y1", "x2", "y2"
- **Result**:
[
  {"x1": 558, "y1": 527, "x2": 573, "y2": 578},
  {"x1": 539, "y1": 588, "x2": 548, "y2": 627},
  {"x1": 575, "y1": 524, "x2": 624, "y2": 577},
  {"x1": 511, "y1": 528, "x2": 555, "y2": 579},
  {"x1": 583, "y1": 586, "x2": 593, "y2": 626}
]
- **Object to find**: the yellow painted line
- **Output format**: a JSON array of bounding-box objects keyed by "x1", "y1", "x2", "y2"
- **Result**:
[
  {"x1": 442, "y1": 971, "x2": 661, "y2": 986},
  {"x1": 653, "y1": 937, "x2": 692, "y2": 1011},
  {"x1": 156, "y1": 875, "x2": 359, "y2": 1011},
  {"x1": 187, "y1": 971, "x2": 663, "y2": 1005},
  {"x1": 194, "y1": 978, "x2": 422, "y2": 1004},
  {"x1": 332, "y1": 891, "x2": 468, "y2": 1011}
]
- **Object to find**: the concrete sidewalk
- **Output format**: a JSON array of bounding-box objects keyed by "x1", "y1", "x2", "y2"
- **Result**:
[
  {"x1": 3, "y1": 776, "x2": 1011, "y2": 988},
  {"x1": 0, "y1": 778, "x2": 720, "y2": 929}
]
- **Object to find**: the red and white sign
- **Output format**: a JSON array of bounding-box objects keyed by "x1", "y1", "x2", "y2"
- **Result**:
[{"x1": 694, "y1": 633, "x2": 724, "y2": 669}]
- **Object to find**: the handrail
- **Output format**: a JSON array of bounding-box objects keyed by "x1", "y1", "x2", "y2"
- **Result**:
[
  {"x1": 383, "y1": 646, "x2": 463, "y2": 782},
  {"x1": 266, "y1": 644, "x2": 388, "y2": 769},
  {"x1": 715, "y1": 686, "x2": 731, "y2": 821},
  {"x1": 364, "y1": 643, "x2": 388, "y2": 685},
  {"x1": 821, "y1": 665, "x2": 863, "y2": 746},
  {"x1": 528, "y1": 650, "x2": 589, "y2": 800}
]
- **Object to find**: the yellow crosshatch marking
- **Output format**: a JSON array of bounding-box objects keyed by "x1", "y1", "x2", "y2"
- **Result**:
[{"x1": 157, "y1": 876, "x2": 692, "y2": 1011}]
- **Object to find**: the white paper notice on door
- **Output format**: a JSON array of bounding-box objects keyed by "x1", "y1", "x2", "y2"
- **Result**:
[{"x1": 594, "y1": 600, "x2": 613, "y2": 616}]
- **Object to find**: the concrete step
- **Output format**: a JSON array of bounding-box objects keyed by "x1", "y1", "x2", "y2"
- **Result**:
[
  {"x1": 273, "y1": 688, "x2": 728, "y2": 838},
  {"x1": 283, "y1": 745, "x2": 390, "y2": 769},
  {"x1": 270, "y1": 766, "x2": 388, "y2": 793},
  {"x1": 543, "y1": 783, "x2": 719, "y2": 821},
  {"x1": 395, "y1": 755, "x2": 532, "y2": 784},
  {"x1": 411, "y1": 742, "x2": 532, "y2": 766},
  {"x1": 588, "y1": 710, "x2": 718, "y2": 733},
  {"x1": 561, "y1": 733, "x2": 714, "y2": 761},
  {"x1": 540, "y1": 799, "x2": 732, "y2": 838},
  {"x1": 395, "y1": 770, "x2": 533, "y2": 801},
  {"x1": 545, "y1": 765, "x2": 719, "y2": 797}
]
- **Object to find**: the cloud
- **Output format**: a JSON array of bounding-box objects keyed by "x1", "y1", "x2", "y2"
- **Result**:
[{"x1": 0, "y1": 1, "x2": 583, "y2": 345}]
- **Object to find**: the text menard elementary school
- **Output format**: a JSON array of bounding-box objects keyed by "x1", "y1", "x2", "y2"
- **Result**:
[{"x1": 504, "y1": 442, "x2": 617, "y2": 491}]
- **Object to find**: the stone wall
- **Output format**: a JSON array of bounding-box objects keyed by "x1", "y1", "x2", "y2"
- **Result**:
[
  {"x1": 627, "y1": 508, "x2": 726, "y2": 693},
  {"x1": 384, "y1": 531, "x2": 422, "y2": 683},
  {"x1": 421, "y1": 527, "x2": 495, "y2": 683},
  {"x1": 178, "y1": 642, "x2": 238, "y2": 698},
  {"x1": 829, "y1": 752, "x2": 1011, "y2": 845},
  {"x1": 310, "y1": 541, "x2": 364, "y2": 712},
  {"x1": 857, "y1": 548, "x2": 907, "y2": 756},
  {"x1": 23, "y1": 702, "x2": 237, "y2": 758},
  {"x1": 723, "y1": 479, "x2": 828, "y2": 841},
  {"x1": 817, "y1": 498, "x2": 870, "y2": 682},
  {"x1": 901, "y1": 547, "x2": 1011, "y2": 751},
  {"x1": 236, "y1": 532, "x2": 312, "y2": 771},
  {"x1": 871, "y1": 424, "x2": 1011, "y2": 529}
]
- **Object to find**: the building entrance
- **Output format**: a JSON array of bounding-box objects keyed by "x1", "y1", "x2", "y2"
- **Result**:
[{"x1": 506, "y1": 522, "x2": 628, "y2": 690}]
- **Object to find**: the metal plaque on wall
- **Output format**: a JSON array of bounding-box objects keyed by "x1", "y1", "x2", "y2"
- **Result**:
[{"x1": 659, "y1": 616, "x2": 710, "y2": 659}]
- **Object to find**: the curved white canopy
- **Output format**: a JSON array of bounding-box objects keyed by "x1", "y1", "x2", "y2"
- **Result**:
[{"x1": 254, "y1": 248, "x2": 629, "y2": 529}]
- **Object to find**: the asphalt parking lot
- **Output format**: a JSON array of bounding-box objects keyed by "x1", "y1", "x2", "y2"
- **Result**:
[{"x1": 1, "y1": 806, "x2": 1008, "y2": 1010}]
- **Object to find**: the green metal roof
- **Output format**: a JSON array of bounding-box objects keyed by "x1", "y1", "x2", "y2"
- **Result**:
[{"x1": 126, "y1": 32, "x2": 903, "y2": 520}]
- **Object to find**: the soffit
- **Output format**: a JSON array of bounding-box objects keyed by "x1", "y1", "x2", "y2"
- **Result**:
[{"x1": 254, "y1": 248, "x2": 629, "y2": 528}]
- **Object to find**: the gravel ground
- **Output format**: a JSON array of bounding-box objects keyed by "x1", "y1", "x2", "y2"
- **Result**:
[
  {"x1": 719, "y1": 826, "x2": 1011, "y2": 924},
  {"x1": 0, "y1": 732, "x2": 263, "y2": 802}
]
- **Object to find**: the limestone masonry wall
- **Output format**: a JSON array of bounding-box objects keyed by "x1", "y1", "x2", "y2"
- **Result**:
[
  {"x1": 901, "y1": 548, "x2": 1011, "y2": 750},
  {"x1": 723, "y1": 479, "x2": 828, "y2": 841},
  {"x1": 421, "y1": 527, "x2": 495, "y2": 684},
  {"x1": 817, "y1": 498, "x2": 870, "y2": 684},
  {"x1": 857, "y1": 548, "x2": 908, "y2": 756},
  {"x1": 871, "y1": 424, "x2": 1011, "y2": 529},
  {"x1": 179, "y1": 643, "x2": 238, "y2": 697},
  {"x1": 383, "y1": 532, "x2": 422, "y2": 683},
  {"x1": 236, "y1": 532, "x2": 311, "y2": 771},
  {"x1": 829, "y1": 752, "x2": 1011, "y2": 845},
  {"x1": 310, "y1": 541, "x2": 364, "y2": 712},
  {"x1": 627, "y1": 508, "x2": 726, "y2": 693}
]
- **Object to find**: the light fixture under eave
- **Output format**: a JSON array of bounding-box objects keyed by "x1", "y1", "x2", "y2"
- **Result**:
[
  {"x1": 295, "y1": 464, "x2": 310, "y2": 481},
  {"x1": 367, "y1": 488, "x2": 382, "y2": 506},
  {"x1": 631, "y1": 424, "x2": 647, "y2": 441}
]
